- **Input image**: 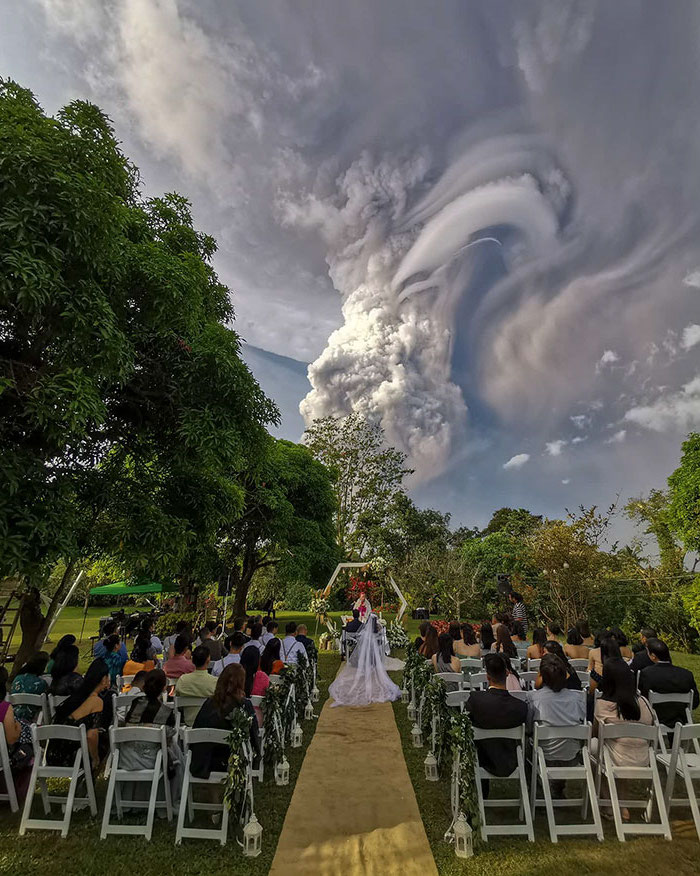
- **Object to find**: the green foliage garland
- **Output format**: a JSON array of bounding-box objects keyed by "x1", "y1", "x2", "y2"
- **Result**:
[
  {"x1": 261, "y1": 681, "x2": 286, "y2": 767},
  {"x1": 387, "y1": 617, "x2": 410, "y2": 650},
  {"x1": 223, "y1": 706, "x2": 253, "y2": 819},
  {"x1": 448, "y1": 711, "x2": 481, "y2": 835}
]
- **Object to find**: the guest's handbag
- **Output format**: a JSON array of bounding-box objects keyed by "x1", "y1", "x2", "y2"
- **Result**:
[{"x1": 9, "y1": 718, "x2": 34, "y2": 772}]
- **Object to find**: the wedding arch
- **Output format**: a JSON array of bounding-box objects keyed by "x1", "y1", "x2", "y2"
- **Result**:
[{"x1": 323, "y1": 561, "x2": 408, "y2": 624}]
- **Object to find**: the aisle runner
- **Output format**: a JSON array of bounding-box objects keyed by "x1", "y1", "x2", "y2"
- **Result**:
[{"x1": 269, "y1": 692, "x2": 437, "y2": 876}]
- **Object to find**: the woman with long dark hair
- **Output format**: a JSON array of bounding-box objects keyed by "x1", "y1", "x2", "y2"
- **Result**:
[
  {"x1": 260, "y1": 637, "x2": 283, "y2": 676},
  {"x1": 191, "y1": 664, "x2": 259, "y2": 778},
  {"x1": 240, "y1": 646, "x2": 269, "y2": 726},
  {"x1": 478, "y1": 622, "x2": 495, "y2": 651},
  {"x1": 49, "y1": 659, "x2": 110, "y2": 771},
  {"x1": 413, "y1": 620, "x2": 430, "y2": 652},
  {"x1": 564, "y1": 627, "x2": 589, "y2": 659},
  {"x1": 49, "y1": 644, "x2": 82, "y2": 695},
  {"x1": 610, "y1": 627, "x2": 634, "y2": 660},
  {"x1": 419, "y1": 624, "x2": 439, "y2": 659},
  {"x1": 492, "y1": 625, "x2": 518, "y2": 659},
  {"x1": 527, "y1": 628, "x2": 547, "y2": 661},
  {"x1": 542, "y1": 640, "x2": 582, "y2": 690},
  {"x1": 576, "y1": 619, "x2": 594, "y2": 647},
  {"x1": 454, "y1": 624, "x2": 481, "y2": 658},
  {"x1": 432, "y1": 632, "x2": 461, "y2": 676},
  {"x1": 122, "y1": 633, "x2": 156, "y2": 679},
  {"x1": 46, "y1": 634, "x2": 76, "y2": 674}
]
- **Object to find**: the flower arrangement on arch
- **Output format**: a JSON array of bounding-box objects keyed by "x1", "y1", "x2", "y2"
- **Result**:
[{"x1": 347, "y1": 575, "x2": 380, "y2": 606}]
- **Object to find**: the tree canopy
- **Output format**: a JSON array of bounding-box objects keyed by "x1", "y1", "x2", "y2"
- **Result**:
[{"x1": 668, "y1": 433, "x2": 700, "y2": 556}]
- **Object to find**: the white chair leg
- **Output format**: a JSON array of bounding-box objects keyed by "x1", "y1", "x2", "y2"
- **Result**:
[
  {"x1": 60, "y1": 757, "x2": 82, "y2": 838},
  {"x1": 84, "y1": 764, "x2": 97, "y2": 817},
  {"x1": 680, "y1": 756, "x2": 700, "y2": 840},
  {"x1": 529, "y1": 743, "x2": 538, "y2": 817},
  {"x1": 650, "y1": 757, "x2": 672, "y2": 841},
  {"x1": 538, "y1": 749, "x2": 557, "y2": 843},
  {"x1": 604, "y1": 750, "x2": 625, "y2": 842},
  {"x1": 38, "y1": 776, "x2": 51, "y2": 814},
  {"x1": 473, "y1": 763, "x2": 488, "y2": 843},
  {"x1": 175, "y1": 767, "x2": 189, "y2": 845},
  {"x1": 517, "y1": 746, "x2": 535, "y2": 842},
  {"x1": 144, "y1": 751, "x2": 162, "y2": 842},
  {"x1": 19, "y1": 758, "x2": 41, "y2": 836},
  {"x1": 100, "y1": 756, "x2": 119, "y2": 839},
  {"x1": 582, "y1": 748, "x2": 604, "y2": 841}
]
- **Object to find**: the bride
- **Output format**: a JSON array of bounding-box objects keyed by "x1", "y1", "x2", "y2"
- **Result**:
[{"x1": 329, "y1": 613, "x2": 402, "y2": 707}]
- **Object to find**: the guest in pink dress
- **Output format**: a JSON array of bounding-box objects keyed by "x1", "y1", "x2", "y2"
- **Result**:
[{"x1": 241, "y1": 647, "x2": 270, "y2": 726}]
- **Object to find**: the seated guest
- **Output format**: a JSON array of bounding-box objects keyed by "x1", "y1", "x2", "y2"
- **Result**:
[
  {"x1": 496, "y1": 652, "x2": 523, "y2": 692},
  {"x1": 564, "y1": 627, "x2": 589, "y2": 660},
  {"x1": 594, "y1": 656, "x2": 654, "y2": 820},
  {"x1": 261, "y1": 619, "x2": 279, "y2": 646},
  {"x1": 296, "y1": 624, "x2": 316, "y2": 658},
  {"x1": 260, "y1": 638, "x2": 285, "y2": 676},
  {"x1": 242, "y1": 622, "x2": 265, "y2": 655},
  {"x1": 49, "y1": 659, "x2": 110, "y2": 772},
  {"x1": 528, "y1": 654, "x2": 586, "y2": 797},
  {"x1": 419, "y1": 624, "x2": 440, "y2": 659},
  {"x1": 197, "y1": 623, "x2": 223, "y2": 663},
  {"x1": 227, "y1": 616, "x2": 250, "y2": 642},
  {"x1": 511, "y1": 622, "x2": 528, "y2": 644},
  {"x1": 49, "y1": 644, "x2": 82, "y2": 695},
  {"x1": 93, "y1": 621, "x2": 128, "y2": 662},
  {"x1": 163, "y1": 620, "x2": 191, "y2": 661},
  {"x1": 10, "y1": 652, "x2": 49, "y2": 720},
  {"x1": 163, "y1": 634, "x2": 195, "y2": 680},
  {"x1": 576, "y1": 619, "x2": 594, "y2": 647},
  {"x1": 413, "y1": 620, "x2": 430, "y2": 652},
  {"x1": 587, "y1": 630, "x2": 610, "y2": 677},
  {"x1": 491, "y1": 612, "x2": 509, "y2": 637},
  {"x1": 140, "y1": 618, "x2": 163, "y2": 657},
  {"x1": 465, "y1": 654, "x2": 528, "y2": 780},
  {"x1": 191, "y1": 665, "x2": 260, "y2": 778},
  {"x1": 116, "y1": 670, "x2": 147, "y2": 723},
  {"x1": 589, "y1": 635, "x2": 622, "y2": 692},
  {"x1": 344, "y1": 610, "x2": 363, "y2": 633},
  {"x1": 448, "y1": 621, "x2": 462, "y2": 647},
  {"x1": 46, "y1": 634, "x2": 76, "y2": 674},
  {"x1": 175, "y1": 646, "x2": 217, "y2": 725},
  {"x1": 122, "y1": 634, "x2": 156, "y2": 680},
  {"x1": 0, "y1": 668, "x2": 33, "y2": 801},
  {"x1": 610, "y1": 627, "x2": 634, "y2": 660},
  {"x1": 542, "y1": 641, "x2": 582, "y2": 691},
  {"x1": 121, "y1": 669, "x2": 183, "y2": 804},
  {"x1": 241, "y1": 647, "x2": 270, "y2": 726},
  {"x1": 546, "y1": 622, "x2": 562, "y2": 641},
  {"x1": 102, "y1": 634, "x2": 127, "y2": 686},
  {"x1": 629, "y1": 628, "x2": 657, "y2": 674},
  {"x1": 527, "y1": 628, "x2": 547, "y2": 661},
  {"x1": 212, "y1": 632, "x2": 246, "y2": 677},
  {"x1": 478, "y1": 622, "x2": 495, "y2": 652},
  {"x1": 492, "y1": 625, "x2": 518, "y2": 659},
  {"x1": 281, "y1": 622, "x2": 309, "y2": 664},
  {"x1": 432, "y1": 632, "x2": 461, "y2": 680},
  {"x1": 454, "y1": 624, "x2": 481, "y2": 659},
  {"x1": 639, "y1": 638, "x2": 699, "y2": 727}
]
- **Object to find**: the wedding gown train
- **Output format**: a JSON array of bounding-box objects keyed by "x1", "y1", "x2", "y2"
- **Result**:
[{"x1": 329, "y1": 615, "x2": 402, "y2": 707}]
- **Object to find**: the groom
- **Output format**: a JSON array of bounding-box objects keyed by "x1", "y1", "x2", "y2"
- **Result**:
[{"x1": 344, "y1": 609, "x2": 362, "y2": 633}]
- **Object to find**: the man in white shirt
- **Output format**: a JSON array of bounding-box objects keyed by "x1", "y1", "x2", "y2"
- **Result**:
[
  {"x1": 280, "y1": 621, "x2": 307, "y2": 665},
  {"x1": 212, "y1": 632, "x2": 246, "y2": 677},
  {"x1": 242, "y1": 622, "x2": 265, "y2": 655},
  {"x1": 260, "y1": 620, "x2": 279, "y2": 647}
]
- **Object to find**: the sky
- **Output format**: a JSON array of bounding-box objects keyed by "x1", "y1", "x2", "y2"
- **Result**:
[{"x1": 2, "y1": 0, "x2": 700, "y2": 542}]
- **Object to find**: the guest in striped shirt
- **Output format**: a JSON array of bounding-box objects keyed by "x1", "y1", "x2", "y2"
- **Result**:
[{"x1": 508, "y1": 591, "x2": 528, "y2": 636}]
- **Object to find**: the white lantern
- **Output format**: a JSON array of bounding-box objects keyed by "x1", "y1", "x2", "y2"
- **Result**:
[
  {"x1": 401, "y1": 687, "x2": 409, "y2": 703},
  {"x1": 453, "y1": 812, "x2": 473, "y2": 859},
  {"x1": 424, "y1": 751, "x2": 439, "y2": 781},
  {"x1": 411, "y1": 723, "x2": 423, "y2": 748},
  {"x1": 304, "y1": 701, "x2": 314, "y2": 720},
  {"x1": 311, "y1": 685, "x2": 320, "y2": 702},
  {"x1": 292, "y1": 724, "x2": 303, "y2": 748},
  {"x1": 274, "y1": 757, "x2": 290, "y2": 786},
  {"x1": 242, "y1": 813, "x2": 263, "y2": 857},
  {"x1": 407, "y1": 702, "x2": 417, "y2": 721}
]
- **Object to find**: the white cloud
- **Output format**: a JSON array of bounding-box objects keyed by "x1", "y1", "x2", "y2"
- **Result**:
[
  {"x1": 571, "y1": 435, "x2": 587, "y2": 444},
  {"x1": 570, "y1": 415, "x2": 590, "y2": 430},
  {"x1": 598, "y1": 349, "x2": 620, "y2": 367},
  {"x1": 604, "y1": 429, "x2": 627, "y2": 444},
  {"x1": 503, "y1": 453, "x2": 530, "y2": 470},
  {"x1": 561, "y1": 478, "x2": 571, "y2": 484},
  {"x1": 624, "y1": 375, "x2": 700, "y2": 432},
  {"x1": 545, "y1": 439, "x2": 567, "y2": 456},
  {"x1": 681, "y1": 324, "x2": 700, "y2": 351},
  {"x1": 683, "y1": 270, "x2": 700, "y2": 288}
]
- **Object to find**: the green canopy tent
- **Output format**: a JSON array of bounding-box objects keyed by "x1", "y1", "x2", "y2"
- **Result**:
[{"x1": 80, "y1": 580, "x2": 179, "y2": 642}]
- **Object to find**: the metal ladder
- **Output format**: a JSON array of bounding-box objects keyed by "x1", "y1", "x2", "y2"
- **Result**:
[{"x1": 0, "y1": 584, "x2": 20, "y2": 665}]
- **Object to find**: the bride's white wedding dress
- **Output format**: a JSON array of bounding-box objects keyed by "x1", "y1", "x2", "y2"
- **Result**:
[{"x1": 329, "y1": 614, "x2": 402, "y2": 707}]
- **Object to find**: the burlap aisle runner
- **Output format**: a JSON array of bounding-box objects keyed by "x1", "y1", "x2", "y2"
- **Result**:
[{"x1": 269, "y1": 682, "x2": 438, "y2": 876}]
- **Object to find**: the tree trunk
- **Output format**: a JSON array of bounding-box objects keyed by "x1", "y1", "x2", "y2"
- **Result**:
[{"x1": 12, "y1": 561, "x2": 76, "y2": 678}]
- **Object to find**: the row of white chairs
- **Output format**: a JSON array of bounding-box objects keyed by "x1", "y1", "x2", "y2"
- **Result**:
[
  {"x1": 458, "y1": 656, "x2": 590, "y2": 673},
  {"x1": 438, "y1": 669, "x2": 591, "y2": 693}
]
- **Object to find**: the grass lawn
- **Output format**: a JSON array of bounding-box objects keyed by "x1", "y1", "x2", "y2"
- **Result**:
[{"x1": 0, "y1": 649, "x2": 341, "y2": 875}]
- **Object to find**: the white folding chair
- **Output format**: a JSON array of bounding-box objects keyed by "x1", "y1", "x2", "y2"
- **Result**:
[
  {"x1": 100, "y1": 725, "x2": 173, "y2": 840},
  {"x1": 570, "y1": 659, "x2": 590, "y2": 671},
  {"x1": 648, "y1": 691, "x2": 697, "y2": 754},
  {"x1": 20, "y1": 723, "x2": 97, "y2": 837},
  {"x1": 467, "y1": 672, "x2": 487, "y2": 691},
  {"x1": 436, "y1": 672, "x2": 468, "y2": 691},
  {"x1": 592, "y1": 722, "x2": 671, "y2": 842},
  {"x1": 510, "y1": 658, "x2": 522, "y2": 672},
  {"x1": 459, "y1": 658, "x2": 482, "y2": 674},
  {"x1": 249, "y1": 695, "x2": 266, "y2": 782},
  {"x1": 176, "y1": 728, "x2": 252, "y2": 845},
  {"x1": 656, "y1": 722, "x2": 700, "y2": 839},
  {"x1": 9, "y1": 693, "x2": 49, "y2": 725},
  {"x1": 445, "y1": 690, "x2": 471, "y2": 712},
  {"x1": 577, "y1": 671, "x2": 591, "y2": 689},
  {"x1": 527, "y1": 658, "x2": 541, "y2": 672},
  {"x1": 112, "y1": 693, "x2": 144, "y2": 727},
  {"x1": 529, "y1": 722, "x2": 603, "y2": 843},
  {"x1": 173, "y1": 696, "x2": 208, "y2": 728},
  {"x1": 472, "y1": 725, "x2": 534, "y2": 842},
  {"x1": 47, "y1": 694, "x2": 68, "y2": 720},
  {"x1": 0, "y1": 723, "x2": 18, "y2": 812},
  {"x1": 519, "y1": 671, "x2": 538, "y2": 690}
]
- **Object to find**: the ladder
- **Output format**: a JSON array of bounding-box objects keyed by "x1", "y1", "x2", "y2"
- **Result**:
[{"x1": 0, "y1": 584, "x2": 20, "y2": 665}]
